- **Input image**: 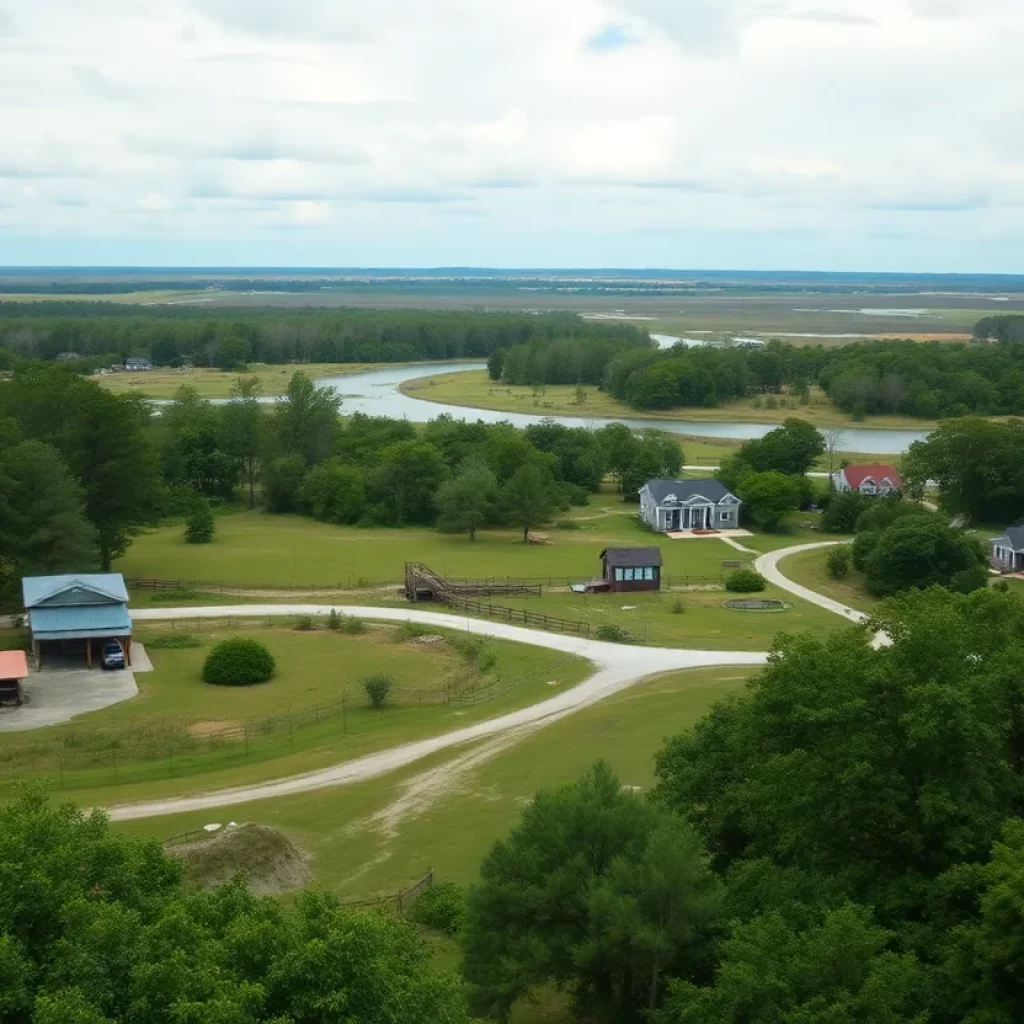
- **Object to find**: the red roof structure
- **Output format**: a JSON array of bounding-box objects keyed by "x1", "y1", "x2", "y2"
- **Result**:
[
  {"x1": 841, "y1": 464, "x2": 903, "y2": 490},
  {"x1": 0, "y1": 651, "x2": 28, "y2": 680}
]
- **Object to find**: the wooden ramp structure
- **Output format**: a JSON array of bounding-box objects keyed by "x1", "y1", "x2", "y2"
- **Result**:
[{"x1": 404, "y1": 563, "x2": 543, "y2": 603}]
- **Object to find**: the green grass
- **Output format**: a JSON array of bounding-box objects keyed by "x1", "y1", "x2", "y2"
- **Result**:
[
  {"x1": 113, "y1": 665, "x2": 752, "y2": 895},
  {"x1": 401, "y1": 369, "x2": 941, "y2": 431},
  {"x1": 1, "y1": 623, "x2": 590, "y2": 798},
  {"x1": 116, "y1": 508, "x2": 737, "y2": 588},
  {"x1": 96, "y1": 362, "x2": 386, "y2": 399},
  {"x1": 778, "y1": 545, "x2": 877, "y2": 614}
]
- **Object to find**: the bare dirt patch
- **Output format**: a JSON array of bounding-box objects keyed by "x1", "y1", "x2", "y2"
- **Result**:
[{"x1": 167, "y1": 823, "x2": 312, "y2": 895}]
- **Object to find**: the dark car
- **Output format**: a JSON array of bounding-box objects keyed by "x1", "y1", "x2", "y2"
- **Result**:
[{"x1": 101, "y1": 640, "x2": 125, "y2": 670}]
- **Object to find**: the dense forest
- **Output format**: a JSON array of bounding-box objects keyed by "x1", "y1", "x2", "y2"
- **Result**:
[
  {"x1": 0, "y1": 305, "x2": 647, "y2": 371},
  {"x1": 489, "y1": 329, "x2": 1024, "y2": 420}
]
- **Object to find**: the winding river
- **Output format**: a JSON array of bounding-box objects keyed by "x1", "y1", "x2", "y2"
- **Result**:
[{"x1": 315, "y1": 360, "x2": 928, "y2": 455}]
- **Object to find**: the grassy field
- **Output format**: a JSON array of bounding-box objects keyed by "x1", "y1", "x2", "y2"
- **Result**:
[
  {"x1": 96, "y1": 362, "x2": 386, "y2": 399},
  {"x1": 401, "y1": 369, "x2": 940, "y2": 431},
  {"x1": 1, "y1": 623, "x2": 590, "y2": 797},
  {"x1": 779, "y1": 544, "x2": 877, "y2": 613},
  {"x1": 115, "y1": 507, "x2": 741, "y2": 588},
  {"x1": 113, "y1": 664, "x2": 753, "y2": 895}
]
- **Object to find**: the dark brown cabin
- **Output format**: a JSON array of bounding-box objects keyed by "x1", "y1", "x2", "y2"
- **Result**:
[{"x1": 599, "y1": 547, "x2": 663, "y2": 593}]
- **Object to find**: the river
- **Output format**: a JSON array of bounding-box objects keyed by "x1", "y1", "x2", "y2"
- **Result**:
[{"x1": 314, "y1": 361, "x2": 928, "y2": 455}]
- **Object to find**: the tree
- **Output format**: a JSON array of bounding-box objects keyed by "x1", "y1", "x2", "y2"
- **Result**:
[
  {"x1": 655, "y1": 905, "x2": 927, "y2": 1024},
  {"x1": 735, "y1": 471, "x2": 803, "y2": 531},
  {"x1": 371, "y1": 441, "x2": 448, "y2": 526},
  {"x1": 823, "y1": 427, "x2": 848, "y2": 486},
  {"x1": 621, "y1": 432, "x2": 683, "y2": 498},
  {"x1": 464, "y1": 762, "x2": 698, "y2": 1022},
  {"x1": 184, "y1": 498, "x2": 215, "y2": 544},
  {"x1": 827, "y1": 545, "x2": 851, "y2": 579},
  {"x1": 300, "y1": 460, "x2": 367, "y2": 524},
  {"x1": 502, "y1": 463, "x2": 556, "y2": 541},
  {"x1": 820, "y1": 488, "x2": 871, "y2": 533},
  {"x1": 863, "y1": 515, "x2": 988, "y2": 597},
  {"x1": 222, "y1": 376, "x2": 269, "y2": 510},
  {"x1": 0, "y1": 440, "x2": 98, "y2": 572},
  {"x1": 62, "y1": 385, "x2": 163, "y2": 570},
  {"x1": 0, "y1": 791, "x2": 468, "y2": 1024},
  {"x1": 275, "y1": 370, "x2": 339, "y2": 464},
  {"x1": 654, "y1": 586, "x2": 1024, "y2": 921},
  {"x1": 262, "y1": 454, "x2": 308, "y2": 513},
  {"x1": 363, "y1": 673, "x2": 393, "y2": 709},
  {"x1": 734, "y1": 419, "x2": 825, "y2": 477},
  {"x1": 434, "y1": 457, "x2": 499, "y2": 540}
]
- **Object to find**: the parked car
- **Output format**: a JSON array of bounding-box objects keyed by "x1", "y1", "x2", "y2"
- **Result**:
[{"x1": 101, "y1": 640, "x2": 125, "y2": 670}]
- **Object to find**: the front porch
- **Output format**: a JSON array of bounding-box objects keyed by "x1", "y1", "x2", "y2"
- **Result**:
[{"x1": 659, "y1": 505, "x2": 715, "y2": 532}]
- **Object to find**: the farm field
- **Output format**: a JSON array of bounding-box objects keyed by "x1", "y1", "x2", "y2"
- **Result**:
[
  {"x1": 1, "y1": 623, "x2": 589, "y2": 799},
  {"x1": 401, "y1": 369, "x2": 942, "y2": 431},
  {"x1": 112, "y1": 664, "x2": 753, "y2": 897},
  {"x1": 96, "y1": 361, "x2": 386, "y2": 399},
  {"x1": 115, "y1": 507, "x2": 739, "y2": 588}
]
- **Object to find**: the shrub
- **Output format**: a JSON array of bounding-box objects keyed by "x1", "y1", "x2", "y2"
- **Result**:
[
  {"x1": 670, "y1": 597, "x2": 686, "y2": 614},
  {"x1": 827, "y1": 546, "x2": 851, "y2": 579},
  {"x1": 765, "y1": 395, "x2": 779, "y2": 410},
  {"x1": 394, "y1": 621, "x2": 431, "y2": 641},
  {"x1": 448, "y1": 634, "x2": 497, "y2": 671},
  {"x1": 184, "y1": 501, "x2": 215, "y2": 544},
  {"x1": 202, "y1": 638, "x2": 276, "y2": 686},
  {"x1": 144, "y1": 633, "x2": 202, "y2": 650},
  {"x1": 363, "y1": 674, "x2": 394, "y2": 710},
  {"x1": 410, "y1": 882, "x2": 466, "y2": 935},
  {"x1": 596, "y1": 624, "x2": 636, "y2": 644},
  {"x1": 327, "y1": 608, "x2": 341, "y2": 630},
  {"x1": 294, "y1": 614, "x2": 315, "y2": 632},
  {"x1": 725, "y1": 569, "x2": 767, "y2": 593},
  {"x1": 340, "y1": 615, "x2": 367, "y2": 634},
  {"x1": 555, "y1": 519, "x2": 583, "y2": 531}
]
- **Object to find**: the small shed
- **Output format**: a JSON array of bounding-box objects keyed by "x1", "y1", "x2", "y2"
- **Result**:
[
  {"x1": 599, "y1": 547, "x2": 663, "y2": 593},
  {"x1": 0, "y1": 650, "x2": 28, "y2": 706},
  {"x1": 22, "y1": 574, "x2": 133, "y2": 668}
]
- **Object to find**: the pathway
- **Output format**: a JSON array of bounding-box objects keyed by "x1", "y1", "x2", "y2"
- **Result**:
[{"x1": 109, "y1": 605, "x2": 767, "y2": 821}]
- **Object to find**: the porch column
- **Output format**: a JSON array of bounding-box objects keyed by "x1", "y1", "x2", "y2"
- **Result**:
[{"x1": 86, "y1": 640, "x2": 92, "y2": 668}]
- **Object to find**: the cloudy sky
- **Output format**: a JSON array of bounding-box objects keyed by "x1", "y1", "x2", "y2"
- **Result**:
[{"x1": 2, "y1": 0, "x2": 1023, "y2": 270}]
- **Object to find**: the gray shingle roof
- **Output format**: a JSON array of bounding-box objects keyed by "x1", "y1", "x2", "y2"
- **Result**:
[
  {"x1": 600, "y1": 547, "x2": 664, "y2": 568},
  {"x1": 643, "y1": 478, "x2": 737, "y2": 505},
  {"x1": 995, "y1": 523, "x2": 1024, "y2": 551}
]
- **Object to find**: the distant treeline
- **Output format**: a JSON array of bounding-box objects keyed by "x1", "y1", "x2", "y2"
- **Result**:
[
  {"x1": 0, "y1": 306, "x2": 646, "y2": 370},
  {"x1": 491, "y1": 328, "x2": 1024, "y2": 419},
  {"x1": 974, "y1": 314, "x2": 1024, "y2": 344}
]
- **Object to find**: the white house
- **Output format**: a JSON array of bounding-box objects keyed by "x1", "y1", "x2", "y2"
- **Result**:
[
  {"x1": 639, "y1": 478, "x2": 742, "y2": 533},
  {"x1": 832, "y1": 464, "x2": 904, "y2": 496},
  {"x1": 991, "y1": 524, "x2": 1024, "y2": 573}
]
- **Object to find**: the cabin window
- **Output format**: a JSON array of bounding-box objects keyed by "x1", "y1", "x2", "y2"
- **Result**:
[
  {"x1": 614, "y1": 568, "x2": 624, "y2": 581},
  {"x1": 644, "y1": 567, "x2": 655, "y2": 581},
  {"x1": 624, "y1": 568, "x2": 635, "y2": 581}
]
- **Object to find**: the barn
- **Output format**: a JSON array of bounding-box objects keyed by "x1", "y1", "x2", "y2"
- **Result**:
[{"x1": 21, "y1": 574, "x2": 133, "y2": 668}]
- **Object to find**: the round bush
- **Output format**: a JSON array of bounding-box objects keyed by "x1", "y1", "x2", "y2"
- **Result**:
[
  {"x1": 410, "y1": 882, "x2": 466, "y2": 935},
  {"x1": 725, "y1": 569, "x2": 767, "y2": 594},
  {"x1": 202, "y1": 637, "x2": 276, "y2": 687}
]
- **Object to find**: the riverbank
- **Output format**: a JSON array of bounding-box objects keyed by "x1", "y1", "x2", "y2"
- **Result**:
[{"x1": 399, "y1": 369, "x2": 942, "y2": 432}]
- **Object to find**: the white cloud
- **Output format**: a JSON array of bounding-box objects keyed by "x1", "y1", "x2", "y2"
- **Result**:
[{"x1": 1, "y1": 0, "x2": 1024, "y2": 268}]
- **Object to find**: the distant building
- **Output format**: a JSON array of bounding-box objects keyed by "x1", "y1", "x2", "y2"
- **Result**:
[
  {"x1": 599, "y1": 547, "x2": 663, "y2": 593},
  {"x1": 124, "y1": 358, "x2": 153, "y2": 371},
  {"x1": 639, "y1": 478, "x2": 742, "y2": 533},
  {"x1": 56, "y1": 351, "x2": 81, "y2": 362},
  {"x1": 22, "y1": 574, "x2": 133, "y2": 668},
  {"x1": 991, "y1": 523, "x2": 1024, "y2": 573},
  {"x1": 832, "y1": 464, "x2": 903, "y2": 496}
]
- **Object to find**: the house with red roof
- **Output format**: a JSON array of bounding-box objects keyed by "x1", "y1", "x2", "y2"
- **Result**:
[{"x1": 831, "y1": 464, "x2": 903, "y2": 496}]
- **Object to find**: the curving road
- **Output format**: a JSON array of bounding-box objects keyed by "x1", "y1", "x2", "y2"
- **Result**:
[
  {"x1": 753, "y1": 541, "x2": 867, "y2": 625},
  {"x1": 108, "y1": 605, "x2": 767, "y2": 821}
]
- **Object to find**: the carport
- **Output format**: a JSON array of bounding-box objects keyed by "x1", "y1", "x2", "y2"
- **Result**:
[{"x1": 21, "y1": 574, "x2": 133, "y2": 668}]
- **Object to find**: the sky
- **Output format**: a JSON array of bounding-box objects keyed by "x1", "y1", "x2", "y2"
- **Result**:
[{"x1": 2, "y1": 0, "x2": 1023, "y2": 271}]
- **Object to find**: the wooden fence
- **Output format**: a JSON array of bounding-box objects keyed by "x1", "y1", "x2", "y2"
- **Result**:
[
  {"x1": 444, "y1": 593, "x2": 594, "y2": 638},
  {"x1": 339, "y1": 870, "x2": 434, "y2": 915}
]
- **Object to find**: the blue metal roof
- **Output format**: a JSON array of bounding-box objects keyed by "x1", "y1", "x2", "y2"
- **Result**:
[
  {"x1": 28, "y1": 604, "x2": 133, "y2": 641},
  {"x1": 22, "y1": 574, "x2": 129, "y2": 608}
]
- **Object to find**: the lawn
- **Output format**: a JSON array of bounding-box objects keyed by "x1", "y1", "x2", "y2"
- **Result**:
[
  {"x1": 469, "y1": 584, "x2": 842, "y2": 651},
  {"x1": 113, "y1": 664, "x2": 753, "y2": 897},
  {"x1": 778, "y1": 545, "x2": 878, "y2": 614},
  {"x1": 400, "y1": 369, "x2": 940, "y2": 432},
  {"x1": 116, "y1": 509, "x2": 739, "y2": 588},
  {"x1": 1, "y1": 623, "x2": 590, "y2": 797},
  {"x1": 96, "y1": 362, "x2": 385, "y2": 399}
]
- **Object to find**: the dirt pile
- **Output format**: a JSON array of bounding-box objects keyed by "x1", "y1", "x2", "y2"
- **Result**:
[{"x1": 168, "y1": 823, "x2": 312, "y2": 895}]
